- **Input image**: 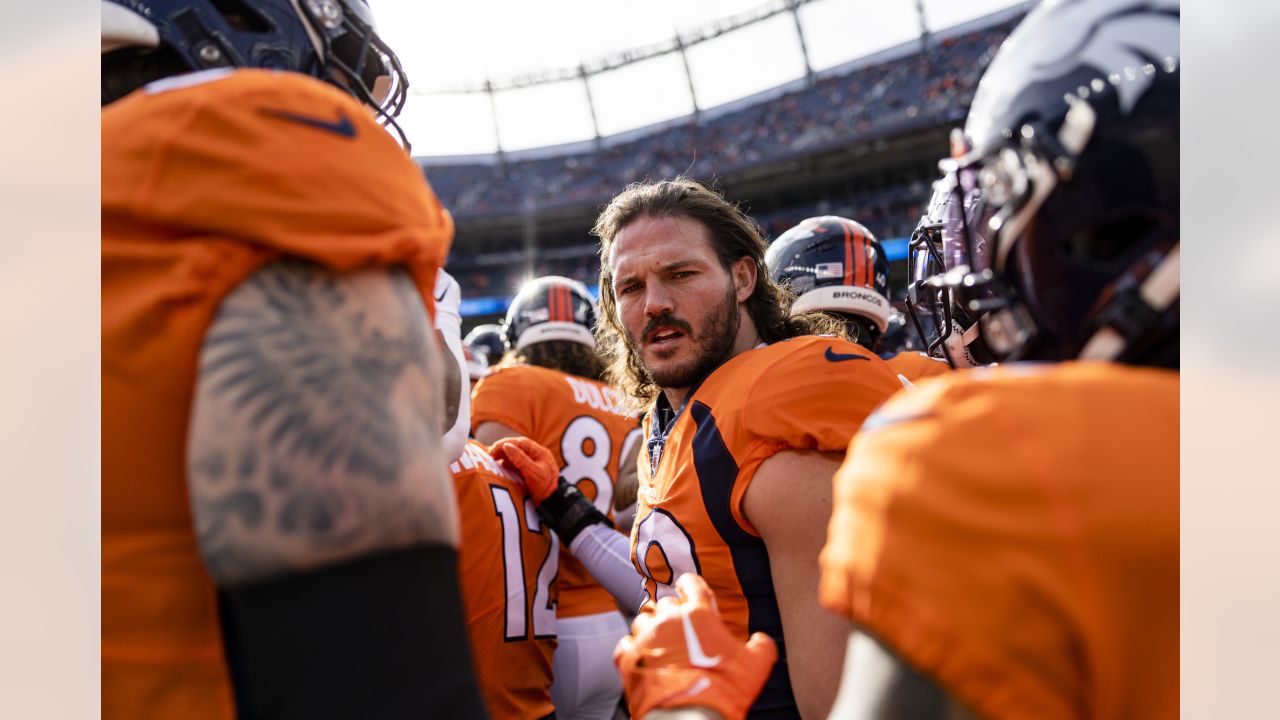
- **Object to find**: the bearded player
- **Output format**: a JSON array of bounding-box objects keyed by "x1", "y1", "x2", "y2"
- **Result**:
[
  {"x1": 591, "y1": 178, "x2": 902, "y2": 718},
  {"x1": 102, "y1": 1, "x2": 484, "y2": 717},
  {"x1": 471, "y1": 276, "x2": 642, "y2": 720},
  {"x1": 766, "y1": 216, "x2": 952, "y2": 385}
]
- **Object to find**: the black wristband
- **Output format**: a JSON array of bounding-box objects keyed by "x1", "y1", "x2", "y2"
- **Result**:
[
  {"x1": 218, "y1": 545, "x2": 489, "y2": 720},
  {"x1": 536, "y1": 478, "x2": 613, "y2": 546}
]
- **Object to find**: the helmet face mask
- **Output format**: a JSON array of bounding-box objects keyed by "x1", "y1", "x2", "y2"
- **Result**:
[
  {"x1": 906, "y1": 169, "x2": 997, "y2": 368},
  {"x1": 294, "y1": 0, "x2": 408, "y2": 125}
]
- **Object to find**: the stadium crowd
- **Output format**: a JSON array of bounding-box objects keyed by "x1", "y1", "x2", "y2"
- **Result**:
[
  {"x1": 420, "y1": 20, "x2": 1015, "y2": 219},
  {"x1": 102, "y1": 1, "x2": 1178, "y2": 720},
  {"x1": 448, "y1": 181, "x2": 929, "y2": 299}
]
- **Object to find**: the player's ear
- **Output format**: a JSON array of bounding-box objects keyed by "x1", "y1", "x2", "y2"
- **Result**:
[{"x1": 730, "y1": 256, "x2": 756, "y2": 303}]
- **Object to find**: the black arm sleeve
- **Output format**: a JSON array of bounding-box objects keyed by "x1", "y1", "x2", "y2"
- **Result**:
[
  {"x1": 217, "y1": 545, "x2": 489, "y2": 720},
  {"x1": 536, "y1": 478, "x2": 612, "y2": 546}
]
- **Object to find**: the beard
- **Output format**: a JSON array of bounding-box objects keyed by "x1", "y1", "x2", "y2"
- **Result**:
[{"x1": 639, "y1": 282, "x2": 741, "y2": 391}]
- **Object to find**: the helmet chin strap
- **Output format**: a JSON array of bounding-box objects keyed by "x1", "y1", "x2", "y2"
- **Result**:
[
  {"x1": 942, "y1": 320, "x2": 986, "y2": 368},
  {"x1": 1079, "y1": 244, "x2": 1180, "y2": 362}
]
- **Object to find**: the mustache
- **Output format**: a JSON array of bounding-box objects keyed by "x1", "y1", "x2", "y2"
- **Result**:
[{"x1": 641, "y1": 314, "x2": 693, "y2": 342}]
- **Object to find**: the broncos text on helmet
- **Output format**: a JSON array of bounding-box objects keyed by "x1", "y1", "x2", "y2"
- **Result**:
[
  {"x1": 504, "y1": 276, "x2": 597, "y2": 352},
  {"x1": 765, "y1": 216, "x2": 891, "y2": 350},
  {"x1": 916, "y1": 0, "x2": 1179, "y2": 367}
]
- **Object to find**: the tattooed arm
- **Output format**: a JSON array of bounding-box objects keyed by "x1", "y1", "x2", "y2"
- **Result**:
[
  {"x1": 187, "y1": 261, "x2": 487, "y2": 717},
  {"x1": 186, "y1": 260, "x2": 460, "y2": 586}
]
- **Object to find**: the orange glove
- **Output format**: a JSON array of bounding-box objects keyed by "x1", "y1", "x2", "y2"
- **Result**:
[
  {"x1": 488, "y1": 436, "x2": 558, "y2": 503},
  {"x1": 615, "y1": 573, "x2": 777, "y2": 720}
]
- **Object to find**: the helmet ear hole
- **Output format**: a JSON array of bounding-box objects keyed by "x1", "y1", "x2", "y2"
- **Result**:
[{"x1": 209, "y1": 0, "x2": 274, "y2": 32}]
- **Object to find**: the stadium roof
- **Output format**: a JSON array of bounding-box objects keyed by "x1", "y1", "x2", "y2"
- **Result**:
[{"x1": 373, "y1": 0, "x2": 1026, "y2": 157}]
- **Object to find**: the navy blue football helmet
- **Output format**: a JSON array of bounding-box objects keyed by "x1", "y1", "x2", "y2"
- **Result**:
[
  {"x1": 913, "y1": 0, "x2": 1180, "y2": 366},
  {"x1": 463, "y1": 324, "x2": 507, "y2": 368},
  {"x1": 766, "y1": 216, "x2": 891, "y2": 349},
  {"x1": 905, "y1": 171, "x2": 998, "y2": 367},
  {"x1": 503, "y1": 276, "x2": 596, "y2": 352},
  {"x1": 101, "y1": 0, "x2": 408, "y2": 143}
]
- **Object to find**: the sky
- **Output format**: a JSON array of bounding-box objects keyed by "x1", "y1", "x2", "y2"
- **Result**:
[{"x1": 371, "y1": 0, "x2": 1022, "y2": 157}]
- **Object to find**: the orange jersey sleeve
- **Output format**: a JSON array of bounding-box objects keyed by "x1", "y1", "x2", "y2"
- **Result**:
[
  {"x1": 743, "y1": 337, "x2": 902, "y2": 452},
  {"x1": 102, "y1": 70, "x2": 453, "y2": 720},
  {"x1": 451, "y1": 441, "x2": 558, "y2": 720},
  {"x1": 820, "y1": 362, "x2": 1178, "y2": 720},
  {"x1": 473, "y1": 364, "x2": 642, "y2": 617}
]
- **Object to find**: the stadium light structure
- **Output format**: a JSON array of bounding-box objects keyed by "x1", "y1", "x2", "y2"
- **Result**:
[
  {"x1": 410, "y1": 0, "x2": 992, "y2": 155},
  {"x1": 415, "y1": 0, "x2": 824, "y2": 95},
  {"x1": 417, "y1": 0, "x2": 835, "y2": 150}
]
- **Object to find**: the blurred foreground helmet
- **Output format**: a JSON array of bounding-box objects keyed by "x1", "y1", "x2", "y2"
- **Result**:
[
  {"x1": 504, "y1": 276, "x2": 596, "y2": 352},
  {"x1": 101, "y1": 0, "x2": 409, "y2": 143},
  {"x1": 916, "y1": 0, "x2": 1180, "y2": 366},
  {"x1": 766, "y1": 216, "x2": 890, "y2": 344},
  {"x1": 464, "y1": 324, "x2": 507, "y2": 367}
]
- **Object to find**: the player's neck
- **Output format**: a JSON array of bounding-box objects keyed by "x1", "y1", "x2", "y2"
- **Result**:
[
  {"x1": 660, "y1": 386, "x2": 692, "y2": 413},
  {"x1": 732, "y1": 313, "x2": 762, "y2": 358}
]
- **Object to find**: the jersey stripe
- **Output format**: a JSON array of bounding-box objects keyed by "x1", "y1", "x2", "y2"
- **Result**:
[{"x1": 689, "y1": 401, "x2": 796, "y2": 719}]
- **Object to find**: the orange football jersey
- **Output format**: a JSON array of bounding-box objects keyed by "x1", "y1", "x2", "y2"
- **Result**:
[
  {"x1": 820, "y1": 361, "x2": 1178, "y2": 720},
  {"x1": 102, "y1": 69, "x2": 453, "y2": 720},
  {"x1": 884, "y1": 350, "x2": 952, "y2": 384},
  {"x1": 472, "y1": 364, "x2": 642, "y2": 618},
  {"x1": 451, "y1": 440, "x2": 558, "y2": 720},
  {"x1": 631, "y1": 335, "x2": 901, "y2": 716}
]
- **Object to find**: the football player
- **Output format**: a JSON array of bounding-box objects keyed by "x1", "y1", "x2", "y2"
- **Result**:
[
  {"x1": 439, "y1": 286, "x2": 560, "y2": 719},
  {"x1": 592, "y1": 178, "x2": 902, "y2": 718},
  {"x1": 102, "y1": 1, "x2": 484, "y2": 717},
  {"x1": 471, "y1": 276, "x2": 642, "y2": 720},
  {"x1": 466, "y1": 322, "x2": 509, "y2": 368},
  {"x1": 821, "y1": 0, "x2": 1181, "y2": 718},
  {"x1": 766, "y1": 215, "x2": 952, "y2": 384}
]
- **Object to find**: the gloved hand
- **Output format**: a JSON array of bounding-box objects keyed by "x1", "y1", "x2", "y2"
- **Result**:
[
  {"x1": 488, "y1": 436, "x2": 558, "y2": 503},
  {"x1": 615, "y1": 573, "x2": 777, "y2": 720},
  {"x1": 489, "y1": 436, "x2": 612, "y2": 545}
]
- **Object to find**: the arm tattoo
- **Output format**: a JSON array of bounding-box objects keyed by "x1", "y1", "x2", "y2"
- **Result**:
[{"x1": 187, "y1": 260, "x2": 459, "y2": 585}]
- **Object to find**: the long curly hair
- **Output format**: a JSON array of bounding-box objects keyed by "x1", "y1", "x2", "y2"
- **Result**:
[
  {"x1": 592, "y1": 177, "x2": 844, "y2": 408},
  {"x1": 514, "y1": 340, "x2": 606, "y2": 382}
]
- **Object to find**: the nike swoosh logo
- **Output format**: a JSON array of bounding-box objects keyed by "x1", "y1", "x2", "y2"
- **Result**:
[
  {"x1": 260, "y1": 108, "x2": 356, "y2": 138},
  {"x1": 681, "y1": 607, "x2": 721, "y2": 668},
  {"x1": 668, "y1": 676, "x2": 712, "y2": 701},
  {"x1": 825, "y1": 346, "x2": 870, "y2": 362}
]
